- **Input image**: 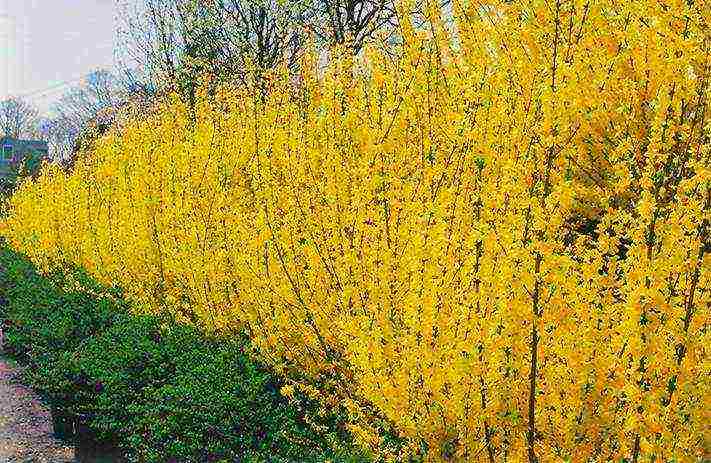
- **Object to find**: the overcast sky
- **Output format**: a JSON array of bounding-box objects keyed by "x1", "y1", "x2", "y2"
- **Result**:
[{"x1": 1, "y1": 0, "x2": 117, "y2": 115}]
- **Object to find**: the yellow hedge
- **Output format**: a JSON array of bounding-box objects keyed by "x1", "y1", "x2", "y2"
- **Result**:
[{"x1": 3, "y1": 1, "x2": 709, "y2": 461}]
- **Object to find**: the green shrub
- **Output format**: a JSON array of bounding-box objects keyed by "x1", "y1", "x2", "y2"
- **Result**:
[
  {"x1": 0, "y1": 247, "x2": 122, "y2": 401},
  {"x1": 65, "y1": 315, "x2": 351, "y2": 462}
]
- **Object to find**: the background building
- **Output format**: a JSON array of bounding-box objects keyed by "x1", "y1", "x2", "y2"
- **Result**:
[{"x1": 0, "y1": 136, "x2": 48, "y2": 181}]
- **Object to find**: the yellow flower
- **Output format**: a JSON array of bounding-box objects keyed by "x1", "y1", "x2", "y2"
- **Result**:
[{"x1": 280, "y1": 384, "x2": 296, "y2": 399}]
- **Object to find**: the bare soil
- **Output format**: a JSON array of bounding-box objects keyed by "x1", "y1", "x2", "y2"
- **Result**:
[{"x1": 0, "y1": 358, "x2": 75, "y2": 463}]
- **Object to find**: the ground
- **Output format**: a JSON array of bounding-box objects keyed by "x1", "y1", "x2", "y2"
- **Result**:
[{"x1": 0, "y1": 357, "x2": 75, "y2": 463}]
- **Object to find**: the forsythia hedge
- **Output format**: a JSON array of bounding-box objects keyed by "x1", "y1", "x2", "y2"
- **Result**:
[{"x1": 2, "y1": 0, "x2": 709, "y2": 461}]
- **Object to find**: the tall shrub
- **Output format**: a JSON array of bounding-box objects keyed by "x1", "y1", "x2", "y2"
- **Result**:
[{"x1": 3, "y1": 1, "x2": 709, "y2": 461}]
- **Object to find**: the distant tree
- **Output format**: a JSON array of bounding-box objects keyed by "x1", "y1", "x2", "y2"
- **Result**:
[
  {"x1": 0, "y1": 98, "x2": 41, "y2": 140},
  {"x1": 37, "y1": 117, "x2": 80, "y2": 163},
  {"x1": 211, "y1": 0, "x2": 307, "y2": 78},
  {"x1": 304, "y1": 0, "x2": 399, "y2": 53},
  {"x1": 41, "y1": 70, "x2": 127, "y2": 162},
  {"x1": 116, "y1": 0, "x2": 184, "y2": 89},
  {"x1": 117, "y1": 0, "x2": 310, "y2": 105},
  {"x1": 52, "y1": 70, "x2": 125, "y2": 131},
  {"x1": 114, "y1": 0, "x2": 420, "y2": 104}
]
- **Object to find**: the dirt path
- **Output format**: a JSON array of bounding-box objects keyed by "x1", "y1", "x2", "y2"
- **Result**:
[{"x1": 0, "y1": 358, "x2": 75, "y2": 463}]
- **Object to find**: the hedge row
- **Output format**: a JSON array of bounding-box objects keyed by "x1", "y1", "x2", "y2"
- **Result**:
[{"x1": 0, "y1": 244, "x2": 367, "y2": 463}]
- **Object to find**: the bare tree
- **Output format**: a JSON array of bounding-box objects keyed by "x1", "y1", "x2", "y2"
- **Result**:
[
  {"x1": 41, "y1": 70, "x2": 127, "y2": 162},
  {"x1": 211, "y1": 0, "x2": 307, "y2": 78},
  {"x1": 117, "y1": 0, "x2": 311, "y2": 93},
  {"x1": 37, "y1": 117, "x2": 80, "y2": 163},
  {"x1": 52, "y1": 70, "x2": 125, "y2": 130},
  {"x1": 117, "y1": 0, "x2": 185, "y2": 88},
  {"x1": 0, "y1": 98, "x2": 41, "y2": 140},
  {"x1": 114, "y1": 0, "x2": 411, "y2": 102},
  {"x1": 301, "y1": 0, "x2": 401, "y2": 53}
]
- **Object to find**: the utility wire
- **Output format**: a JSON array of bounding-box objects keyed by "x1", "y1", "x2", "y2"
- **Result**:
[
  {"x1": 11, "y1": 60, "x2": 119, "y2": 102},
  {"x1": 12, "y1": 74, "x2": 93, "y2": 101}
]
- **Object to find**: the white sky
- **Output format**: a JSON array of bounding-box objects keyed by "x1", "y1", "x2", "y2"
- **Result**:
[{"x1": 1, "y1": 0, "x2": 117, "y2": 115}]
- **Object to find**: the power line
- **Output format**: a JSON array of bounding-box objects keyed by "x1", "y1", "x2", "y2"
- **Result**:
[
  {"x1": 7, "y1": 36, "x2": 120, "y2": 101},
  {"x1": 12, "y1": 74, "x2": 93, "y2": 101}
]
